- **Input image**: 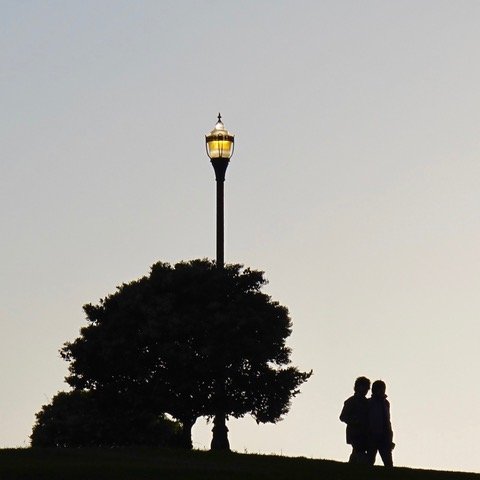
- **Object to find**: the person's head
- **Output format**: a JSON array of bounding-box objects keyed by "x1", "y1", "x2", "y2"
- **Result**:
[
  {"x1": 371, "y1": 380, "x2": 387, "y2": 397},
  {"x1": 354, "y1": 376, "x2": 371, "y2": 396}
]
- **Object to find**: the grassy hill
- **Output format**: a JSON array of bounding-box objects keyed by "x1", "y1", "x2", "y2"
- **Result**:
[{"x1": 0, "y1": 448, "x2": 478, "y2": 480}]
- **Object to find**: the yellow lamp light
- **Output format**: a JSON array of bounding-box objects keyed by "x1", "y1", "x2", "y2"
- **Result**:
[{"x1": 206, "y1": 114, "x2": 235, "y2": 160}]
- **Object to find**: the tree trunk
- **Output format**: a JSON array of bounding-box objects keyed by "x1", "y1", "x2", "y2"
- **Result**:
[
  {"x1": 179, "y1": 417, "x2": 196, "y2": 449},
  {"x1": 210, "y1": 413, "x2": 230, "y2": 451}
]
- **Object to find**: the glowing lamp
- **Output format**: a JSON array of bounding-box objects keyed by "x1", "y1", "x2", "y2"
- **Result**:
[{"x1": 206, "y1": 113, "x2": 235, "y2": 160}]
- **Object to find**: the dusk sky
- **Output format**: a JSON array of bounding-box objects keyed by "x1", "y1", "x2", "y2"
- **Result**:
[{"x1": 1, "y1": 0, "x2": 479, "y2": 472}]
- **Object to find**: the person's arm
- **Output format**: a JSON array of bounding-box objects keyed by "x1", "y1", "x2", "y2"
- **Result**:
[
  {"x1": 385, "y1": 400, "x2": 394, "y2": 445},
  {"x1": 340, "y1": 398, "x2": 353, "y2": 424}
]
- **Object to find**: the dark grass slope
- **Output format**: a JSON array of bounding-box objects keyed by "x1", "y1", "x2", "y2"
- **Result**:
[{"x1": 0, "y1": 448, "x2": 478, "y2": 480}]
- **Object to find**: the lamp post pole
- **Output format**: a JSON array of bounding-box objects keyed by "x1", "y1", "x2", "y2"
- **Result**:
[
  {"x1": 205, "y1": 114, "x2": 235, "y2": 450},
  {"x1": 213, "y1": 157, "x2": 228, "y2": 268},
  {"x1": 206, "y1": 114, "x2": 234, "y2": 269}
]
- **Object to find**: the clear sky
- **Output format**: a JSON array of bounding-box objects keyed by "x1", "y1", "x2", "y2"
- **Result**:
[{"x1": 1, "y1": 0, "x2": 479, "y2": 472}]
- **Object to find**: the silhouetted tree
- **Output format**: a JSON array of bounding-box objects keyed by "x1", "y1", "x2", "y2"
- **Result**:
[
  {"x1": 61, "y1": 259, "x2": 312, "y2": 449},
  {"x1": 31, "y1": 390, "x2": 181, "y2": 447}
]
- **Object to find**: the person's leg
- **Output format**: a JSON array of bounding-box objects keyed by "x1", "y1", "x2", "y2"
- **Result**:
[
  {"x1": 348, "y1": 448, "x2": 357, "y2": 463},
  {"x1": 366, "y1": 442, "x2": 378, "y2": 465},
  {"x1": 378, "y1": 445, "x2": 393, "y2": 467},
  {"x1": 357, "y1": 441, "x2": 369, "y2": 464},
  {"x1": 349, "y1": 444, "x2": 367, "y2": 464}
]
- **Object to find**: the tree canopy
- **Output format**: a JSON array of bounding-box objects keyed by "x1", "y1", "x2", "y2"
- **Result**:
[
  {"x1": 31, "y1": 390, "x2": 181, "y2": 448},
  {"x1": 60, "y1": 259, "x2": 312, "y2": 448}
]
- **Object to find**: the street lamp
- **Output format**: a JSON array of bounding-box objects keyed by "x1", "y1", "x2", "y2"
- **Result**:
[
  {"x1": 206, "y1": 113, "x2": 235, "y2": 269},
  {"x1": 205, "y1": 114, "x2": 235, "y2": 451}
]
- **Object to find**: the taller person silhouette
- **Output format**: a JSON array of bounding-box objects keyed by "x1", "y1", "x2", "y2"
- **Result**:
[{"x1": 340, "y1": 376, "x2": 371, "y2": 464}]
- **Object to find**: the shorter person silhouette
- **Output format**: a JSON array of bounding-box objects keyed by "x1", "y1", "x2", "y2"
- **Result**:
[
  {"x1": 367, "y1": 380, "x2": 395, "y2": 467},
  {"x1": 340, "y1": 376, "x2": 370, "y2": 464}
]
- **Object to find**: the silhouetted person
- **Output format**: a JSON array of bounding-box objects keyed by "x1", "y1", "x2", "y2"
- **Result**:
[
  {"x1": 367, "y1": 380, "x2": 394, "y2": 467},
  {"x1": 340, "y1": 376, "x2": 371, "y2": 464}
]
